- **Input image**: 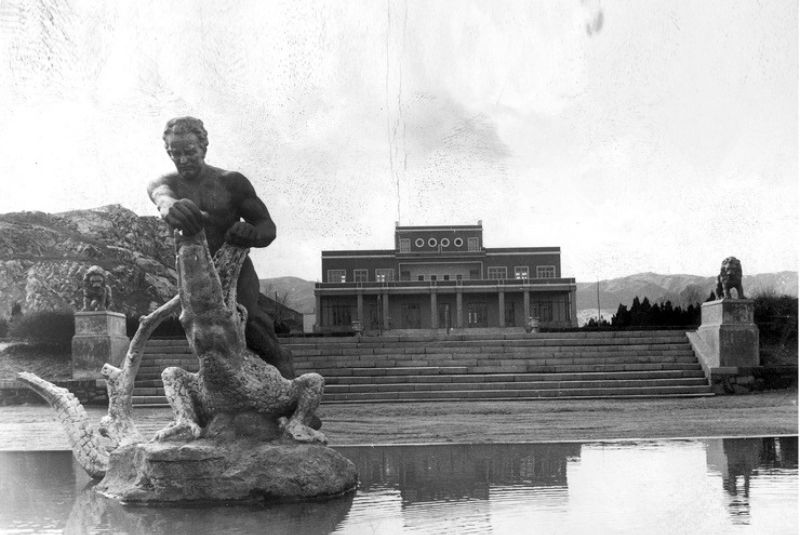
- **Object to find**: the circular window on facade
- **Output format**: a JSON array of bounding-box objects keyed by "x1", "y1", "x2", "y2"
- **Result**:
[
  {"x1": 414, "y1": 238, "x2": 425, "y2": 248},
  {"x1": 428, "y1": 237, "x2": 438, "y2": 247},
  {"x1": 440, "y1": 238, "x2": 450, "y2": 247},
  {"x1": 453, "y1": 237, "x2": 464, "y2": 247}
]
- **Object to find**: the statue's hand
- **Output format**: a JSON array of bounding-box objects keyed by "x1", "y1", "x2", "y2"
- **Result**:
[
  {"x1": 163, "y1": 199, "x2": 205, "y2": 235},
  {"x1": 225, "y1": 221, "x2": 259, "y2": 247}
]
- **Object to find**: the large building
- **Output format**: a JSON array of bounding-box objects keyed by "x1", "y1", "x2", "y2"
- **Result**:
[{"x1": 314, "y1": 222, "x2": 578, "y2": 333}]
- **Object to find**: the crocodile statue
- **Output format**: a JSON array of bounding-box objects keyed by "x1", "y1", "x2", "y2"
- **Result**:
[{"x1": 17, "y1": 229, "x2": 327, "y2": 478}]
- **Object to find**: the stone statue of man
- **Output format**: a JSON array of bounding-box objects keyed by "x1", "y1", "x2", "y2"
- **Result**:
[{"x1": 147, "y1": 116, "x2": 294, "y2": 378}]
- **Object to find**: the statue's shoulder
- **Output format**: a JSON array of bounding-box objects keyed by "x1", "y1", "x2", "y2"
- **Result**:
[{"x1": 216, "y1": 169, "x2": 256, "y2": 194}]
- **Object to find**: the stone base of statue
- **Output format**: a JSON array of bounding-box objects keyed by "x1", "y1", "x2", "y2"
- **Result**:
[
  {"x1": 96, "y1": 438, "x2": 359, "y2": 503},
  {"x1": 688, "y1": 299, "x2": 760, "y2": 394},
  {"x1": 71, "y1": 311, "x2": 130, "y2": 380},
  {"x1": 696, "y1": 299, "x2": 759, "y2": 368}
]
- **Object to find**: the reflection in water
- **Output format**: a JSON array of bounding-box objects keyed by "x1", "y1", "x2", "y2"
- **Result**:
[
  {"x1": 346, "y1": 443, "x2": 581, "y2": 504},
  {"x1": 62, "y1": 486, "x2": 354, "y2": 535},
  {"x1": 0, "y1": 438, "x2": 795, "y2": 534},
  {"x1": 706, "y1": 437, "x2": 798, "y2": 526}
]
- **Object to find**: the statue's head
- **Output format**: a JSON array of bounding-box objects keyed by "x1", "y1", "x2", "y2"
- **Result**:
[
  {"x1": 84, "y1": 265, "x2": 107, "y2": 289},
  {"x1": 163, "y1": 116, "x2": 208, "y2": 180},
  {"x1": 719, "y1": 257, "x2": 743, "y2": 285}
]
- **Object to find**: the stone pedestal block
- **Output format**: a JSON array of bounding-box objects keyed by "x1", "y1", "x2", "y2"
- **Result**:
[
  {"x1": 71, "y1": 311, "x2": 130, "y2": 380},
  {"x1": 696, "y1": 299, "x2": 759, "y2": 368}
]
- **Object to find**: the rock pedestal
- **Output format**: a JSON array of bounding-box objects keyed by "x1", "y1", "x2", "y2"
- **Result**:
[
  {"x1": 696, "y1": 299, "x2": 759, "y2": 368},
  {"x1": 96, "y1": 439, "x2": 359, "y2": 503},
  {"x1": 71, "y1": 311, "x2": 130, "y2": 380}
]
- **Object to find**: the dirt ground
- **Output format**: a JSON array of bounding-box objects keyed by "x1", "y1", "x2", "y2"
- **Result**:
[{"x1": 0, "y1": 390, "x2": 796, "y2": 451}]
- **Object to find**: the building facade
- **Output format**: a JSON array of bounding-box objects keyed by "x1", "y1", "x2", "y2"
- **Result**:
[{"x1": 314, "y1": 222, "x2": 577, "y2": 333}]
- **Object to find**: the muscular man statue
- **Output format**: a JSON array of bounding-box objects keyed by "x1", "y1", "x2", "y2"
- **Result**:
[{"x1": 148, "y1": 116, "x2": 295, "y2": 379}]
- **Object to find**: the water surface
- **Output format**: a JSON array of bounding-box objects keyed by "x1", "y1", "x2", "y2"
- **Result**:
[{"x1": 0, "y1": 437, "x2": 795, "y2": 534}]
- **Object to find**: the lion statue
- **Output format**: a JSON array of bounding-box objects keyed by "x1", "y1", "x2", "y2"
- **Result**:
[
  {"x1": 715, "y1": 256, "x2": 745, "y2": 300},
  {"x1": 82, "y1": 265, "x2": 113, "y2": 311}
]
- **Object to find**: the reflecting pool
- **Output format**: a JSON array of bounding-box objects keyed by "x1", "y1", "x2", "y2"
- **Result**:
[{"x1": 0, "y1": 437, "x2": 796, "y2": 534}]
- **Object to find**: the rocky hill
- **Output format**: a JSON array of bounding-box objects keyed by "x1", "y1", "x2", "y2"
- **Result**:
[{"x1": 0, "y1": 205, "x2": 177, "y2": 318}]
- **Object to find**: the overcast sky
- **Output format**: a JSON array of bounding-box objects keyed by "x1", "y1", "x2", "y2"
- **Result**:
[{"x1": 0, "y1": 0, "x2": 796, "y2": 282}]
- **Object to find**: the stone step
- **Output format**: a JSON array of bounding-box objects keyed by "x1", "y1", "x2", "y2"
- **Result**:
[
  {"x1": 322, "y1": 385, "x2": 714, "y2": 402},
  {"x1": 133, "y1": 331, "x2": 710, "y2": 406},
  {"x1": 326, "y1": 377, "x2": 710, "y2": 393},
  {"x1": 138, "y1": 352, "x2": 699, "y2": 370},
  {"x1": 132, "y1": 384, "x2": 713, "y2": 407},
  {"x1": 132, "y1": 377, "x2": 710, "y2": 397},
  {"x1": 142, "y1": 334, "x2": 692, "y2": 350},
  {"x1": 142, "y1": 347, "x2": 696, "y2": 359},
  {"x1": 282, "y1": 338, "x2": 693, "y2": 351},
  {"x1": 294, "y1": 355, "x2": 700, "y2": 368},
  {"x1": 136, "y1": 361, "x2": 704, "y2": 381},
  {"x1": 132, "y1": 369, "x2": 707, "y2": 389}
]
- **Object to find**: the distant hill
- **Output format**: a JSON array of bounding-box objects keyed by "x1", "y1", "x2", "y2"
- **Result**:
[
  {"x1": 259, "y1": 277, "x2": 316, "y2": 314},
  {"x1": 261, "y1": 271, "x2": 798, "y2": 322},
  {"x1": 576, "y1": 271, "x2": 798, "y2": 313}
]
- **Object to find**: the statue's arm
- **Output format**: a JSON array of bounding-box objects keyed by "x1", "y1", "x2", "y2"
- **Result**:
[
  {"x1": 147, "y1": 176, "x2": 204, "y2": 235},
  {"x1": 225, "y1": 173, "x2": 276, "y2": 248}
]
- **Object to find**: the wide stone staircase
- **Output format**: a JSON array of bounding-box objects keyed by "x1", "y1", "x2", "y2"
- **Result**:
[{"x1": 131, "y1": 330, "x2": 712, "y2": 406}]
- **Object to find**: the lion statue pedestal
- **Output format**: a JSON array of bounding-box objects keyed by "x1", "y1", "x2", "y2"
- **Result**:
[{"x1": 72, "y1": 311, "x2": 130, "y2": 380}]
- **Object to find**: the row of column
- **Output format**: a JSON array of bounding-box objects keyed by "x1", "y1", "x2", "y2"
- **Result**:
[{"x1": 336, "y1": 288, "x2": 572, "y2": 330}]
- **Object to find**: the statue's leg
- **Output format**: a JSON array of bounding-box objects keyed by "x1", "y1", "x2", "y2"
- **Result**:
[
  {"x1": 280, "y1": 373, "x2": 326, "y2": 444},
  {"x1": 153, "y1": 367, "x2": 203, "y2": 441},
  {"x1": 237, "y1": 258, "x2": 296, "y2": 379}
]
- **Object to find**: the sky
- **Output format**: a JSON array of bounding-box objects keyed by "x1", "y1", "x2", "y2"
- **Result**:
[{"x1": 0, "y1": 0, "x2": 796, "y2": 283}]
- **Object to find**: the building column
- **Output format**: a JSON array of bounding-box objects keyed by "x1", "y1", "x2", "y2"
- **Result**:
[
  {"x1": 569, "y1": 288, "x2": 578, "y2": 327},
  {"x1": 382, "y1": 292, "x2": 390, "y2": 330},
  {"x1": 356, "y1": 291, "x2": 364, "y2": 325},
  {"x1": 430, "y1": 290, "x2": 438, "y2": 329},
  {"x1": 315, "y1": 293, "x2": 322, "y2": 329},
  {"x1": 456, "y1": 289, "x2": 464, "y2": 328},
  {"x1": 523, "y1": 290, "x2": 530, "y2": 323},
  {"x1": 498, "y1": 290, "x2": 505, "y2": 327}
]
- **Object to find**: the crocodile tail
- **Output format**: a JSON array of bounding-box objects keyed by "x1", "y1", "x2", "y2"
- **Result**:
[{"x1": 16, "y1": 372, "x2": 110, "y2": 478}]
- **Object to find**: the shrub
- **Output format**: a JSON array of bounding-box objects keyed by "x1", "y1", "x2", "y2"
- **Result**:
[
  {"x1": 752, "y1": 293, "x2": 798, "y2": 347},
  {"x1": 8, "y1": 310, "x2": 74, "y2": 348}
]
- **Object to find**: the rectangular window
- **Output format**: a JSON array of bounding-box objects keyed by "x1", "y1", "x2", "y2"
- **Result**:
[
  {"x1": 376, "y1": 268, "x2": 395, "y2": 282},
  {"x1": 487, "y1": 266, "x2": 507, "y2": 279},
  {"x1": 469, "y1": 269, "x2": 480, "y2": 280},
  {"x1": 418, "y1": 275, "x2": 425, "y2": 281},
  {"x1": 443, "y1": 275, "x2": 450, "y2": 280},
  {"x1": 353, "y1": 269, "x2": 368, "y2": 282},
  {"x1": 430, "y1": 275, "x2": 437, "y2": 281},
  {"x1": 514, "y1": 266, "x2": 529, "y2": 280},
  {"x1": 399, "y1": 238, "x2": 411, "y2": 253},
  {"x1": 467, "y1": 237, "x2": 480, "y2": 252},
  {"x1": 456, "y1": 274, "x2": 463, "y2": 281},
  {"x1": 327, "y1": 269, "x2": 346, "y2": 283},
  {"x1": 536, "y1": 265, "x2": 556, "y2": 278}
]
